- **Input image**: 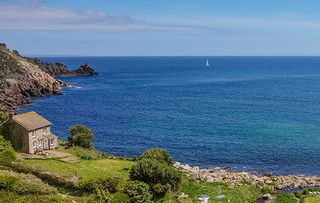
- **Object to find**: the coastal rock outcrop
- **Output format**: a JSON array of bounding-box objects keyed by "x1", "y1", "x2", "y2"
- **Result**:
[
  {"x1": 0, "y1": 42, "x2": 99, "y2": 111},
  {"x1": 174, "y1": 162, "x2": 320, "y2": 191},
  {"x1": 25, "y1": 57, "x2": 98, "y2": 77}
]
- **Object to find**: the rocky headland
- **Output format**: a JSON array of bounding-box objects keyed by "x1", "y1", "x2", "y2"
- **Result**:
[
  {"x1": 174, "y1": 162, "x2": 320, "y2": 191},
  {"x1": 0, "y1": 42, "x2": 98, "y2": 111},
  {"x1": 25, "y1": 57, "x2": 98, "y2": 77}
]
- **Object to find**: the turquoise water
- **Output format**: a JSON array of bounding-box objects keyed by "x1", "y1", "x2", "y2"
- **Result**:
[{"x1": 20, "y1": 56, "x2": 320, "y2": 175}]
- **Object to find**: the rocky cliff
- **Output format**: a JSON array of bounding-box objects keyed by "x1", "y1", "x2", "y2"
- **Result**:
[
  {"x1": 0, "y1": 43, "x2": 98, "y2": 111},
  {"x1": 25, "y1": 57, "x2": 98, "y2": 77}
]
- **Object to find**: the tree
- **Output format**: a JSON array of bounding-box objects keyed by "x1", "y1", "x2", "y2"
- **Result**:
[
  {"x1": 139, "y1": 148, "x2": 173, "y2": 165},
  {"x1": 68, "y1": 124, "x2": 95, "y2": 149}
]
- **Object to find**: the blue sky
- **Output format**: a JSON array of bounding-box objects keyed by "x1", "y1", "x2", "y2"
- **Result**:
[{"x1": 1, "y1": 0, "x2": 320, "y2": 56}]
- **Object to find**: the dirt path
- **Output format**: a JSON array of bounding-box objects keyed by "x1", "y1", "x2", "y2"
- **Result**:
[{"x1": 22, "y1": 150, "x2": 79, "y2": 163}]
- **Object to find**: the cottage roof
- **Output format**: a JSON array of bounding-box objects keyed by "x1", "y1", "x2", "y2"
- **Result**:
[{"x1": 13, "y1": 111, "x2": 51, "y2": 131}]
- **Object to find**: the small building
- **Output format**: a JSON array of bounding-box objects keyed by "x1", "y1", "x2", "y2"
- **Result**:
[{"x1": 10, "y1": 111, "x2": 58, "y2": 154}]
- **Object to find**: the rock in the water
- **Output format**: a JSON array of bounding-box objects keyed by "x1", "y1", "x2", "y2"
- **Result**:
[{"x1": 74, "y1": 63, "x2": 99, "y2": 76}]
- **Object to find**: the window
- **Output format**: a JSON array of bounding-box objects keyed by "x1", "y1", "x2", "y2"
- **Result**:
[
  {"x1": 43, "y1": 127, "x2": 47, "y2": 134},
  {"x1": 32, "y1": 141, "x2": 37, "y2": 149},
  {"x1": 51, "y1": 139, "x2": 54, "y2": 145},
  {"x1": 38, "y1": 139, "x2": 42, "y2": 147},
  {"x1": 32, "y1": 130, "x2": 36, "y2": 138}
]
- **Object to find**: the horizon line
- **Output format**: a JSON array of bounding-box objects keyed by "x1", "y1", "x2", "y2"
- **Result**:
[{"x1": 26, "y1": 54, "x2": 320, "y2": 58}]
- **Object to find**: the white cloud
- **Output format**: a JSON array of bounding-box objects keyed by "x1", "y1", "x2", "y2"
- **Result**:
[
  {"x1": 2, "y1": 1, "x2": 317, "y2": 36},
  {"x1": 0, "y1": 2, "x2": 220, "y2": 33},
  {"x1": 0, "y1": 3, "x2": 142, "y2": 30}
]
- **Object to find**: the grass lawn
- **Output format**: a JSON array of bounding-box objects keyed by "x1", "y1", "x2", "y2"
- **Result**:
[
  {"x1": 23, "y1": 158, "x2": 133, "y2": 181},
  {"x1": 303, "y1": 197, "x2": 320, "y2": 203}
]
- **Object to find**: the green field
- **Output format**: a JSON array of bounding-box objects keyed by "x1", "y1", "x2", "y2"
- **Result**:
[{"x1": 24, "y1": 158, "x2": 133, "y2": 181}]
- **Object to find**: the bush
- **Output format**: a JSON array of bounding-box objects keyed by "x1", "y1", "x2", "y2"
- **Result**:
[
  {"x1": 67, "y1": 146, "x2": 107, "y2": 160},
  {"x1": 78, "y1": 177, "x2": 123, "y2": 195},
  {"x1": 94, "y1": 187, "x2": 111, "y2": 203},
  {"x1": 293, "y1": 191, "x2": 302, "y2": 199},
  {"x1": 68, "y1": 124, "x2": 95, "y2": 149},
  {"x1": 129, "y1": 158, "x2": 181, "y2": 197},
  {"x1": 275, "y1": 192, "x2": 296, "y2": 203},
  {"x1": 110, "y1": 192, "x2": 131, "y2": 203},
  {"x1": 0, "y1": 170, "x2": 57, "y2": 195},
  {"x1": 0, "y1": 135, "x2": 16, "y2": 165},
  {"x1": 122, "y1": 181, "x2": 153, "y2": 203},
  {"x1": 0, "y1": 175, "x2": 17, "y2": 190},
  {"x1": 0, "y1": 112, "x2": 8, "y2": 123},
  {"x1": 11, "y1": 162, "x2": 77, "y2": 190},
  {"x1": 99, "y1": 177, "x2": 123, "y2": 194},
  {"x1": 140, "y1": 148, "x2": 173, "y2": 165}
]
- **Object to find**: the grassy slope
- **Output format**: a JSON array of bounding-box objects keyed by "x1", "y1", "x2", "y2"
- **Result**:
[
  {"x1": 0, "y1": 146, "x2": 263, "y2": 203},
  {"x1": 23, "y1": 158, "x2": 132, "y2": 181},
  {"x1": 21, "y1": 157, "x2": 261, "y2": 202},
  {"x1": 180, "y1": 177, "x2": 260, "y2": 203},
  {"x1": 0, "y1": 190, "x2": 93, "y2": 203},
  {"x1": 303, "y1": 197, "x2": 320, "y2": 203}
]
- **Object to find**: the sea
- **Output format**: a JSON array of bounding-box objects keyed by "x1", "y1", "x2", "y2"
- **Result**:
[{"x1": 18, "y1": 56, "x2": 320, "y2": 175}]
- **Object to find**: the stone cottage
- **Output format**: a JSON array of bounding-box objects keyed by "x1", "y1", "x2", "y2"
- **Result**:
[{"x1": 10, "y1": 111, "x2": 58, "y2": 154}]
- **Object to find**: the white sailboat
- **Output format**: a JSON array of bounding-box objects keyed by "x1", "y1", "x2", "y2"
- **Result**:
[{"x1": 205, "y1": 59, "x2": 210, "y2": 67}]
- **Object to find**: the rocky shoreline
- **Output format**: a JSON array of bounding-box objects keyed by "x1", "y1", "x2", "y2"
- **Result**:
[
  {"x1": 174, "y1": 162, "x2": 320, "y2": 191},
  {"x1": 0, "y1": 42, "x2": 98, "y2": 112}
]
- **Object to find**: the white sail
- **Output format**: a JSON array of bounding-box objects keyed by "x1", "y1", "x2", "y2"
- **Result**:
[{"x1": 205, "y1": 59, "x2": 210, "y2": 67}]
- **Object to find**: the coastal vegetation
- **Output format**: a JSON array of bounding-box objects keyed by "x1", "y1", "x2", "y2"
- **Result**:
[
  {"x1": 1, "y1": 113, "x2": 320, "y2": 202},
  {"x1": 0, "y1": 122, "x2": 265, "y2": 202},
  {"x1": 68, "y1": 125, "x2": 95, "y2": 149},
  {"x1": 0, "y1": 115, "x2": 320, "y2": 202}
]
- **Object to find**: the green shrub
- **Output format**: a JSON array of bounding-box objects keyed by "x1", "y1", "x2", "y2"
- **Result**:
[
  {"x1": 78, "y1": 179, "x2": 101, "y2": 194},
  {"x1": 110, "y1": 192, "x2": 131, "y2": 203},
  {"x1": 275, "y1": 192, "x2": 296, "y2": 203},
  {"x1": 68, "y1": 124, "x2": 95, "y2": 149},
  {"x1": 122, "y1": 181, "x2": 153, "y2": 203},
  {"x1": 293, "y1": 191, "x2": 302, "y2": 199},
  {"x1": 140, "y1": 148, "x2": 173, "y2": 165},
  {"x1": 152, "y1": 183, "x2": 171, "y2": 197},
  {"x1": 94, "y1": 187, "x2": 111, "y2": 203},
  {"x1": 0, "y1": 170, "x2": 57, "y2": 195},
  {"x1": 99, "y1": 177, "x2": 123, "y2": 193},
  {"x1": 0, "y1": 175, "x2": 17, "y2": 190},
  {"x1": 0, "y1": 135, "x2": 16, "y2": 165},
  {"x1": 78, "y1": 177, "x2": 123, "y2": 195},
  {"x1": 0, "y1": 112, "x2": 8, "y2": 123},
  {"x1": 67, "y1": 146, "x2": 107, "y2": 160},
  {"x1": 11, "y1": 162, "x2": 77, "y2": 190},
  {"x1": 129, "y1": 158, "x2": 181, "y2": 197}
]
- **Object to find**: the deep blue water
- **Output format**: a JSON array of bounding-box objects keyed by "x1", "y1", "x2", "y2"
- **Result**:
[{"x1": 19, "y1": 56, "x2": 320, "y2": 175}]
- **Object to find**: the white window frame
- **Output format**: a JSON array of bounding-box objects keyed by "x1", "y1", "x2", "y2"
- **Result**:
[
  {"x1": 32, "y1": 141, "x2": 37, "y2": 149},
  {"x1": 50, "y1": 139, "x2": 54, "y2": 145},
  {"x1": 32, "y1": 130, "x2": 36, "y2": 138}
]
